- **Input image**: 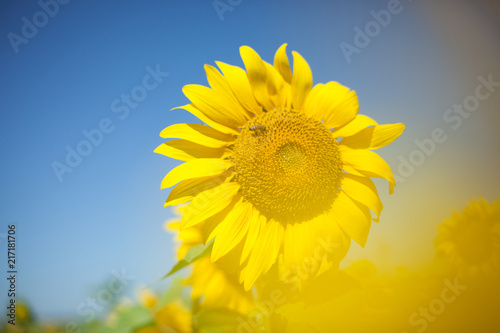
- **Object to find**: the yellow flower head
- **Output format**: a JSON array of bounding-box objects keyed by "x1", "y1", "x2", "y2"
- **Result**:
[
  {"x1": 136, "y1": 302, "x2": 193, "y2": 333},
  {"x1": 435, "y1": 197, "x2": 500, "y2": 276},
  {"x1": 157, "y1": 44, "x2": 404, "y2": 290},
  {"x1": 16, "y1": 302, "x2": 30, "y2": 322},
  {"x1": 155, "y1": 302, "x2": 192, "y2": 333},
  {"x1": 138, "y1": 288, "x2": 158, "y2": 310}
]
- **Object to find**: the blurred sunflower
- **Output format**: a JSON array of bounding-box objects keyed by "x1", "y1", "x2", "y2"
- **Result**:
[
  {"x1": 138, "y1": 288, "x2": 159, "y2": 310},
  {"x1": 135, "y1": 302, "x2": 192, "y2": 333},
  {"x1": 435, "y1": 197, "x2": 500, "y2": 276},
  {"x1": 16, "y1": 303, "x2": 30, "y2": 322},
  {"x1": 156, "y1": 44, "x2": 404, "y2": 289}
]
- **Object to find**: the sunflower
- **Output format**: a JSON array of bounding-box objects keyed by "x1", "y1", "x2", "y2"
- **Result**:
[
  {"x1": 156, "y1": 44, "x2": 404, "y2": 290},
  {"x1": 435, "y1": 197, "x2": 500, "y2": 276},
  {"x1": 138, "y1": 288, "x2": 159, "y2": 310},
  {"x1": 135, "y1": 302, "x2": 193, "y2": 333}
]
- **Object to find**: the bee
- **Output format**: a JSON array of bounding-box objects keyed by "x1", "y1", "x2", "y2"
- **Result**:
[{"x1": 249, "y1": 124, "x2": 266, "y2": 134}]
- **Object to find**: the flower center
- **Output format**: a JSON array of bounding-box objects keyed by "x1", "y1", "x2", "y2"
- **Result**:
[{"x1": 231, "y1": 109, "x2": 343, "y2": 223}]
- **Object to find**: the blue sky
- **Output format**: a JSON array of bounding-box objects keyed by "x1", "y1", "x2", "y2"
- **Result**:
[{"x1": 1, "y1": 0, "x2": 499, "y2": 320}]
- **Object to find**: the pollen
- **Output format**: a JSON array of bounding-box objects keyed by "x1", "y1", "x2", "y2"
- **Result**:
[{"x1": 231, "y1": 109, "x2": 343, "y2": 223}]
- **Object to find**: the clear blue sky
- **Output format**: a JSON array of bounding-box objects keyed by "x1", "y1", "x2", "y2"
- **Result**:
[{"x1": 1, "y1": 0, "x2": 499, "y2": 320}]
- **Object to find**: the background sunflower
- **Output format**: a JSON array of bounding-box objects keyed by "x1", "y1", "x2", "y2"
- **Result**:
[{"x1": 435, "y1": 197, "x2": 500, "y2": 277}]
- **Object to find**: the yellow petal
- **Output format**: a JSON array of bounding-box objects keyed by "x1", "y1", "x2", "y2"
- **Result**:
[
  {"x1": 202, "y1": 198, "x2": 239, "y2": 244},
  {"x1": 183, "y1": 84, "x2": 246, "y2": 128},
  {"x1": 159, "y1": 123, "x2": 234, "y2": 148},
  {"x1": 166, "y1": 220, "x2": 181, "y2": 231},
  {"x1": 173, "y1": 104, "x2": 239, "y2": 135},
  {"x1": 211, "y1": 200, "x2": 253, "y2": 262},
  {"x1": 216, "y1": 61, "x2": 262, "y2": 115},
  {"x1": 282, "y1": 214, "x2": 351, "y2": 279},
  {"x1": 342, "y1": 174, "x2": 383, "y2": 222},
  {"x1": 283, "y1": 221, "x2": 316, "y2": 270},
  {"x1": 303, "y1": 83, "x2": 325, "y2": 120},
  {"x1": 240, "y1": 209, "x2": 264, "y2": 264},
  {"x1": 264, "y1": 61, "x2": 288, "y2": 109},
  {"x1": 181, "y1": 182, "x2": 240, "y2": 228},
  {"x1": 242, "y1": 220, "x2": 284, "y2": 290},
  {"x1": 318, "y1": 82, "x2": 359, "y2": 129},
  {"x1": 273, "y1": 43, "x2": 292, "y2": 84},
  {"x1": 214, "y1": 231, "x2": 247, "y2": 275},
  {"x1": 204, "y1": 64, "x2": 234, "y2": 98},
  {"x1": 340, "y1": 146, "x2": 396, "y2": 194},
  {"x1": 332, "y1": 114, "x2": 377, "y2": 139},
  {"x1": 340, "y1": 123, "x2": 405, "y2": 150},
  {"x1": 282, "y1": 214, "x2": 352, "y2": 287},
  {"x1": 164, "y1": 173, "x2": 230, "y2": 207},
  {"x1": 240, "y1": 45, "x2": 274, "y2": 111},
  {"x1": 330, "y1": 191, "x2": 371, "y2": 247},
  {"x1": 291, "y1": 51, "x2": 312, "y2": 111},
  {"x1": 161, "y1": 158, "x2": 233, "y2": 189},
  {"x1": 314, "y1": 214, "x2": 351, "y2": 264},
  {"x1": 342, "y1": 165, "x2": 365, "y2": 177},
  {"x1": 204, "y1": 64, "x2": 252, "y2": 120},
  {"x1": 154, "y1": 140, "x2": 228, "y2": 161}
]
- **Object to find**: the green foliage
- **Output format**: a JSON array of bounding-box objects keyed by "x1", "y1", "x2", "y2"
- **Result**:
[{"x1": 160, "y1": 241, "x2": 213, "y2": 280}]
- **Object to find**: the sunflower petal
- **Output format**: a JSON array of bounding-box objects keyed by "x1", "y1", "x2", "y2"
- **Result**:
[
  {"x1": 283, "y1": 221, "x2": 316, "y2": 270},
  {"x1": 211, "y1": 200, "x2": 253, "y2": 262},
  {"x1": 204, "y1": 64, "x2": 252, "y2": 120},
  {"x1": 342, "y1": 165, "x2": 365, "y2": 177},
  {"x1": 181, "y1": 182, "x2": 240, "y2": 228},
  {"x1": 214, "y1": 231, "x2": 247, "y2": 275},
  {"x1": 340, "y1": 146, "x2": 396, "y2": 194},
  {"x1": 330, "y1": 191, "x2": 371, "y2": 247},
  {"x1": 240, "y1": 209, "x2": 264, "y2": 264},
  {"x1": 342, "y1": 174, "x2": 383, "y2": 222},
  {"x1": 164, "y1": 173, "x2": 230, "y2": 207},
  {"x1": 173, "y1": 104, "x2": 240, "y2": 135},
  {"x1": 183, "y1": 84, "x2": 246, "y2": 128},
  {"x1": 154, "y1": 140, "x2": 228, "y2": 161},
  {"x1": 202, "y1": 198, "x2": 239, "y2": 244},
  {"x1": 274, "y1": 43, "x2": 292, "y2": 84},
  {"x1": 216, "y1": 61, "x2": 262, "y2": 115},
  {"x1": 204, "y1": 64, "x2": 233, "y2": 97},
  {"x1": 242, "y1": 220, "x2": 284, "y2": 290},
  {"x1": 291, "y1": 51, "x2": 313, "y2": 111},
  {"x1": 264, "y1": 62, "x2": 288, "y2": 109},
  {"x1": 340, "y1": 123, "x2": 405, "y2": 150},
  {"x1": 315, "y1": 214, "x2": 351, "y2": 263},
  {"x1": 319, "y1": 82, "x2": 359, "y2": 129},
  {"x1": 161, "y1": 158, "x2": 233, "y2": 189},
  {"x1": 303, "y1": 83, "x2": 325, "y2": 120},
  {"x1": 160, "y1": 123, "x2": 234, "y2": 148},
  {"x1": 240, "y1": 46, "x2": 274, "y2": 111},
  {"x1": 332, "y1": 114, "x2": 378, "y2": 139}
]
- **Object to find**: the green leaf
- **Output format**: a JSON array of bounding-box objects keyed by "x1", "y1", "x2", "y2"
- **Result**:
[{"x1": 155, "y1": 241, "x2": 213, "y2": 285}]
